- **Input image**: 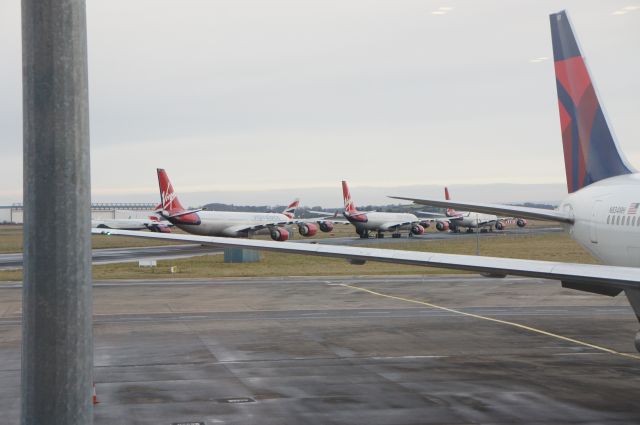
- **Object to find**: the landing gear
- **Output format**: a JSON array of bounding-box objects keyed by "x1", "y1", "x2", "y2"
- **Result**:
[
  {"x1": 392, "y1": 233, "x2": 402, "y2": 238},
  {"x1": 635, "y1": 331, "x2": 640, "y2": 353},
  {"x1": 480, "y1": 228, "x2": 489, "y2": 233},
  {"x1": 466, "y1": 228, "x2": 474, "y2": 233},
  {"x1": 377, "y1": 232, "x2": 384, "y2": 239},
  {"x1": 357, "y1": 228, "x2": 370, "y2": 238}
]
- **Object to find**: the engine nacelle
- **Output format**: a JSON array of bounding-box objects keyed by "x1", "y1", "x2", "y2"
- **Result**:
[
  {"x1": 298, "y1": 223, "x2": 318, "y2": 237},
  {"x1": 270, "y1": 227, "x2": 290, "y2": 241},
  {"x1": 319, "y1": 221, "x2": 334, "y2": 232},
  {"x1": 495, "y1": 221, "x2": 505, "y2": 231},
  {"x1": 419, "y1": 220, "x2": 431, "y2": 229},
  {"x1": 435, "y1": 221, "x2": 449, "y2": 231},
  {"x1": 410, "y1": 224, "x2": 425, "y2": 235},
  {"x1": 517, "y1": 218, "x2": 527, "y2": 228}
]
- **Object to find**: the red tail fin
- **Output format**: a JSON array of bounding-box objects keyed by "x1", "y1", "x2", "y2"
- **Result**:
[
  {"x1": 342, "y1": 180, "x2": 358, "y2": 214},
  {"x1": 157, "y1": 168, "x2": 186, "y2": 213},
  {"x1": 444, "y1": 186, "x2": 457, "y2": 217}
]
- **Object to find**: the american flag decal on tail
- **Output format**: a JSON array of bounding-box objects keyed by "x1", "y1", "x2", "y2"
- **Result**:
[{"x1": 629, "y1": 203, "x2": 639, "y2": 215}]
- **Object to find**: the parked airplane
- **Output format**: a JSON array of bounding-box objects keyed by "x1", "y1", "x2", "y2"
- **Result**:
[
  {"x1": 342, "y1": 180, "x2": 428, "y2": 238},
  {"x1": 94, "y1": 12, "x2": 640, "y2": 350},
  {"x1": 422, "y1": 187, "x2": 527, "y2": 232},
  {"x1": 92, "y1": 205, "x2": 172, "y2": 233},
  {"x1": 91, "y1": 216, "x2": 172, "y2": 233},
  {"x1": 157, "y1": 169, "x2": 335, "y2": 241}
]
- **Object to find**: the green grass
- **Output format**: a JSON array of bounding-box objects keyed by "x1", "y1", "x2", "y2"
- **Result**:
[
  {"x1": 0, "y1": 230, "x2": 596, "y2": 281},
  {"x1": 0, "y1": 224, "x2": 188, "y2": 254}
]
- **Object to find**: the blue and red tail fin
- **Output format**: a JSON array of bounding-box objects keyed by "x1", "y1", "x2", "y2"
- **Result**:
[
  {"x1": 282, "y1": 199, "x2": 299, "y2": 219},
  {"x1": 550, "y1": 10, "x2": 634, "y2": 193}
]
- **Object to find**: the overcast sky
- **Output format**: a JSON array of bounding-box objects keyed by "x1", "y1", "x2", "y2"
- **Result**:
[{"x1": 1, "y1": 1, "x2": 639, "y2": 206}]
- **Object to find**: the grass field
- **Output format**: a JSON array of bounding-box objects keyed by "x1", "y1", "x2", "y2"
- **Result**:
[
  {"x1": 0, "y1": 224, "x2": 188, "y2": 254},
  {"x1": 0, "y1": 229, "x2": 596, "y2": 281}
]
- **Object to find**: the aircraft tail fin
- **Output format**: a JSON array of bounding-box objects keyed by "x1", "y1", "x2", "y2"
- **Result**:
[
  {"x1": 283, "y1": 199, "x2": 299, "y2": 219},
  {"x1": 550, "y1": 10, "x2": 634, "y2": 193},
  {"x1": 157, "y1": 168, "x2": 187, "y2": 213},
  {"x1": 342, "y1": 181, "x2": 358, "y2": 214},
  {"x1": 156, "y1": 169, "x2": 201, "y2": 225},
  {"x1": 444, "y1": 187, "x2": 457, "y2": 217}
]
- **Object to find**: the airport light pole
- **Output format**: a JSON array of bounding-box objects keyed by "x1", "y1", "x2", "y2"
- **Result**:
[
  {"x1": 476, "y1": 216, "x2": 480, "y2": 255},
  {"x1": 21, "y1": 0, "x2": 93, "y2": 424}
]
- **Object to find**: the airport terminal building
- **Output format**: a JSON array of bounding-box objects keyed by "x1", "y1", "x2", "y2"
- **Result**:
[{"x1": 0, "y1": 203, "x2": 158, "y2": 224}]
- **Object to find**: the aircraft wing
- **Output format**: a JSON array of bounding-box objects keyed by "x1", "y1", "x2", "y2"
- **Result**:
[
  {"x1": 295, "y1": 218, "x2": 351, "y2": 225},
  {"x1": 92, "y1": 228, "x2": 639, "y2": 294},
  {"x1": 229, "y1": 221, "x2": 292, "y2": 233},
  {"x1": 390, "y1": 197, "x2": 573, "y2": 223},
  {"x1": 379, "y1": 221, "x2": 414, "y2": 231},
  {"x1": 416, "y1": 211, "x2": 447, "y2": 217},
  {"x1": 305, "y1": 210, "x2": 340, "y2": 217}
]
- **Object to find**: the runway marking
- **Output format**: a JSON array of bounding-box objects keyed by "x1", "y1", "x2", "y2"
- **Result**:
[{"x1": 339, "y1": 284, "x2": 640, "y2": 361}]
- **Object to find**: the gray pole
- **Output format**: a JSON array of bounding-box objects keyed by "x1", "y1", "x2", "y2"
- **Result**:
[{"x1": 21, "y1": 0, "x2": 93, "y2": 424}]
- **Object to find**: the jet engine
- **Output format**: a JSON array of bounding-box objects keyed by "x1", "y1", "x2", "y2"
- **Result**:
[
  {"x1": 419, "y1": 221, "x2": 431, "y2": 229},
  {"x1": 517, "y1": 218, "x2": 527, "y2": 228},
  {"x1": 410, "y1": 224, "x2": 425, "y2": 235},
  {"x1": 495, "y1": 221, "x2": 505, "y2": 231},
  {"x1": 270, "y1": 227, "x2": 290, "y2": 241},
  {"x1": 319, "y1": 221, "x2": 334, "y2": 232},
  {"x1": 298, "y1": 223, "x2": 318, "y2": 237},
  {"x1": 435, "y1": 221, "x2": 449, "y2": 231}
]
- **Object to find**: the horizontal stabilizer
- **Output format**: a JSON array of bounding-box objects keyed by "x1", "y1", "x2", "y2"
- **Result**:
[
  {"x1": 165, "y1": 208, "x2": 202, "y2": 218},
  {"x1": 390, "y1": 196, "x2": 573, "y2": 224}
]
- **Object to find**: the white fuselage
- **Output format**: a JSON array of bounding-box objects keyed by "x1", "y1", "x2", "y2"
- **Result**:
[
  {"x1": 449, "y1": 211, "x2": 497, "y2": 229},
  {"x1": 351, "y1": 212, "x2": 419, "y2": 232},
  {"x1": 91, "y1": 219, "x2": 150, "y2": 231},
  {"x1": 175, "y1": 211, "x2": 290, "y2": 237},
  {"x1": 559, "y1": 173, "x2": 640, "y2": 267}
]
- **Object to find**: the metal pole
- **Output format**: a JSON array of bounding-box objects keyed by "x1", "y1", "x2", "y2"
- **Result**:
[
  {"x1": 21, "y1": 0, "x2": 92, "y2": 423},
  {"x1": 476, "y1": 216, "x2": 480, "y2": 255}
]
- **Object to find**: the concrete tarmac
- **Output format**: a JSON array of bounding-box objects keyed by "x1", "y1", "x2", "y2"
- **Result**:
[{"x1": 0, "y1": 274, "x2": 638, "y2": 424}]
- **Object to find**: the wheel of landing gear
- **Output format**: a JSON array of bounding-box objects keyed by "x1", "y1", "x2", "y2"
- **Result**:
[
  {"x1": 635, "y1": 331, "x2": 640, "y2": 353},
  {"x1": 378, "y1": 233, "x2": 384, "y2": 238}
]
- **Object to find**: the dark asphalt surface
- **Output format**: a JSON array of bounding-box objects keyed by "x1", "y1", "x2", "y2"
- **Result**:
[{"x1": 0, "y1": 274, "x2": 638, "y2": 424}]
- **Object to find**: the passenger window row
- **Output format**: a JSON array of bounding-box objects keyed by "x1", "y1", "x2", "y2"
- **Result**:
[{"x1": 606, "y1": 215, "x2": 639, "y2": 226}]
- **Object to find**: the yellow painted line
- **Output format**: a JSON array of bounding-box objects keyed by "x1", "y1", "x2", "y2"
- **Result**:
[{"x1": 339, "y1": 284, "x2": 640, "y2": 361}]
